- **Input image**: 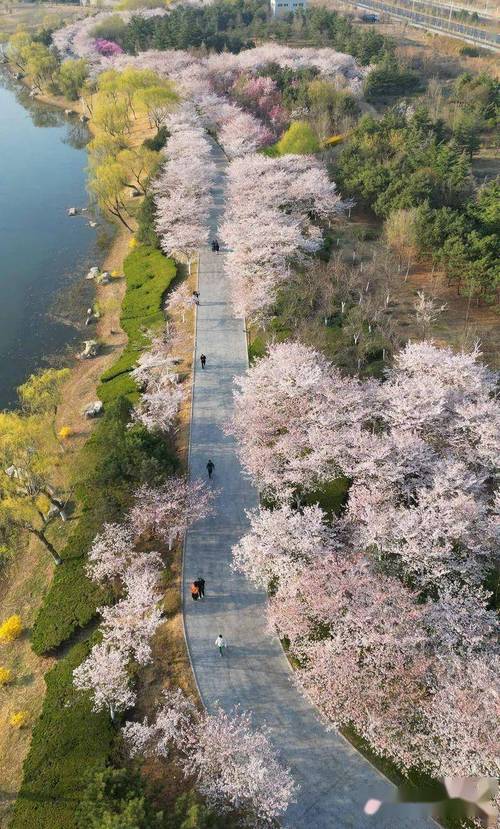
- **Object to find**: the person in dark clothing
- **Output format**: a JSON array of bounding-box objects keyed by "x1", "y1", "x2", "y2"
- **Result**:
[
  {"x1": 192, "y1": 290, "x2": 200, "y2": 299},
  {"x1": 195, "y1": 578, "x2": 205, "y2": 598},
  {"x1": 206, "y1": 459, "x2": 215, "y2": 479},
  {"x1": 214, "y1": 240, "x2": 220, "y2": 253},
  {"x1": 211, "y1": 240, "x2": 217, "y2": 251},
  {"x1": 200, "y1": 354, "x2": 206, "y2": 369}
]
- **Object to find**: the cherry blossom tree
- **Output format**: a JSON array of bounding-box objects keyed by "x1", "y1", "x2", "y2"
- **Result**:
[
  {"x1": 219, "y1": 110, "x2": 273, "y2": 158},
  {"x1": 346, "y1": 458, "x2": 496, "y2": 589},
  {"x1": 98, "y1": 556, "x2": 163, "y2": 666},
  {"x1": 269, "y1": 550, "x2": 430, "y2": 771},
  {"x1": 130, "y1": 477, "x2": 213, "y2": 548},
  {"x1": 232, "y1": 504, "x2": 334, "y2": 589},
  {"x1": 123, "y1": 690, "x2": 296, "y2": 826},
  {"x1": 426, "y1": 582, "x2": 498, "y2": 657},
  {"x1": 166, "y1": 283, "x2": 195, "y2": 323},
  {"x1": 86, "y1": 521, "x2": 135, "y2": 584},
  {"x1": 124, "y1": 687, "x2": 196, "y2": 758},
  {"x1": 131, "y1": 333, "x2": 176, "y2": 389},
  {"x1": 227, "y1": 341, "x2": 366, "y2": 500},
  {"x1": 73, "y1": 642, "x2": 135, "y2": 721},
  {"x1": 378, "y1": 340, "x2": 499, "y2": 471},
  {"x1": 422, "y1": 654, "x2": 500, "y2": 778},
  {"x1": 154, "y1": 104, "x2": 215, "y2": 270},
  {"x1": 221, "y1": 154, "x2": 344, "y2": 320},
  {"x1": 133, "y1": 375, "x2": 184, "y2": 433}
]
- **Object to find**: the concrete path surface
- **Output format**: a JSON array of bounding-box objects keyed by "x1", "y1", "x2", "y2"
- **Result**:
[{"x1": 183, "y1": 141, "x2": 435, "y2": 829}]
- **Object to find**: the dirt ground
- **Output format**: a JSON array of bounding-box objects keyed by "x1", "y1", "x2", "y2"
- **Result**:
[
  {"x1": 56, "y1": 230, "x2": 130, "y2": 446},
  {"x1": 311, "y1": 0, "x2": 499, "y2": 78},
  {"x1": 336, "y1": 211, "x2": 500, "y2": 370}
]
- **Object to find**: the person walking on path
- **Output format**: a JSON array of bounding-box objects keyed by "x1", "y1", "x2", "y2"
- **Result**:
[
  {"x1": 215, "y1": 633, "x2": 227, "y2": 656},
  {"x1": 211, "y1": 239, "x2": 220, "y2": 253},
  {"x1": 192, "y1": 290, "x2": 200, "y2": 300},
  {"x1": 200, "y1": 354, "x2": 206, "y2": 369},
  {"x1": 195, "y1": 577, "x2": 205, "y2": 598},
  {"x1": 191, "y1": 581, "x2": 200, "y2": 601},
  {"x1": 206, "y1": 459, "x2": 215, "y2": 479}
]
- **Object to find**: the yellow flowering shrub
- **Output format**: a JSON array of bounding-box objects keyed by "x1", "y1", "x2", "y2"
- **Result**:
[
  {"x1": 58, "y1": 426, "x2": 73, "y2": 440},
  {"x1": 10, "y1": 710, "x2": 29, "y2": 728},
  {"x1": 0, "y1": 667, "x2": 12, "y2": 685},
  {"x1": 0, "y1": 615, "x2": 22, "y2": 642}
]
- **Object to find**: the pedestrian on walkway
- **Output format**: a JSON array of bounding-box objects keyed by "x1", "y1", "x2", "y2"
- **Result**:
[
  {"x1": 192, "y1": 290, "x2": 200, "y2": 300},
  {"x1": 191, "y1": 581, "x2": 200, "y2": 601},
  {"x1": 211, "y1": 239, "x2": 217, "y2": 252},
  {"x1": 214, "y1": 240, "x2": 220, "y2": 253},
  {"x1": 215, "y1": 633, "x2": 227, "y2": 656},
  {"x1": 195, "y1": 577, "x2": 205, "y2": 598},
  {"x1": 200, "y1": 354, "x2": 206, "y2": 369},
  {"x1": 206, "y1": 459, "x2": 215, "y2": 479}
]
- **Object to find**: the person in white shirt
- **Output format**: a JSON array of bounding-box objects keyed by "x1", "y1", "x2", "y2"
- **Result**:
[{"x1": 214, "y1": 634, "x2": 227, "y2": 656}]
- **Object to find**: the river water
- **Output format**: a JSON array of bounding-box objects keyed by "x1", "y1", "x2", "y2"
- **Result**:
[{"x1": 0, "y1": 72, "x2": 98, "y2": 410}]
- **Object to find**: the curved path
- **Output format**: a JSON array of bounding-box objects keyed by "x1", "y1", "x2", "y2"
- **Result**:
[{"x1": 183, "y1": 141, "x2": 435, "y2": 829}]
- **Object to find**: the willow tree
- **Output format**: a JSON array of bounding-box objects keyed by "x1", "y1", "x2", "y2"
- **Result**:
[
  {"x1": 89, "y1": 162, "x2": 134, "y2": 231},
  {"x1": 135, "y1": 84, "x2": 177, "y2": 130},
  {"x1": 0, "y1": 413, "x2": 66, "y2": 564}
]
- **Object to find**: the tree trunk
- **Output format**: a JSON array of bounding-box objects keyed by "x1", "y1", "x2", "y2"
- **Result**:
[
  {"x1": 32, "y1": 529, "x2": 62, "y2": 565},
  {"x1": 109, "y1": 205, "x2": 133, "y2": 232}
]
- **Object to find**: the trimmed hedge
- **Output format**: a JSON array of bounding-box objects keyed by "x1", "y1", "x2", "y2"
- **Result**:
[
  {"x1": 10, "y1": 640, "x2": 114, "y2": 829},
  {"x1": 98, "y1": 245, "x2": 176, "y2": 404}
]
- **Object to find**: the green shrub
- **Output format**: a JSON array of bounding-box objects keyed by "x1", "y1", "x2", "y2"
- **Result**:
[
  {"x1": 364, "y1": 54, "x2": 420, "y2": 100},
  {"x1": 136, "y1": 192, "x2": 161, "y2": 248},
  {"x1": 98, "y1": 245, "x2": 176, "y2": 404},
  {"x1": 143, "y1": 125, "x2": 169, "y2": 152},
  {"x1": 10, "y1": 641, "x2": 114, "y2": 829},
  {"x1": 32, "y1": 398, "x2": 177, "y2": 654},
  {"x1": 459, "y1": 45, "x2": 480, "y2": 57},
  {"x1": 76, "y1": 767, "x2": 163, "y2": 829}
]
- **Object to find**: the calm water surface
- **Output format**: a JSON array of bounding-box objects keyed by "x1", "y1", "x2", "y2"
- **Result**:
[{"x1": 0, "y1": 73, "x2": 97, "y2": 409}]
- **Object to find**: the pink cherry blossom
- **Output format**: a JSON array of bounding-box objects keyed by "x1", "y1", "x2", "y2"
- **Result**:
[
  {"x1": 98, "y1": 556, "x2": 163, "y2": 666},
  {"x1": 123, "y1": 690, "x2": 296, "y2": 824},
  {"x1": 133, "y1": 375, "x2": 184, "y2": 433},
  {"x1": 232, "y1": 503, "x2": 334, "y2": 589},
  {"x1": 73, "y1": 642, "x2": 135, "y2": 720},
  {"x1": 86, "y1": 521, "x2": 135, "y2": 584},
  {"x1": 130, "y1": 477, "x2": 214, "y2": 548}
]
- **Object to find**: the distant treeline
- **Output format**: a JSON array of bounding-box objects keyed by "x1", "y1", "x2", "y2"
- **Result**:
[{"x1": 115, "y1": 0, "x2": 391, "y2": 64}]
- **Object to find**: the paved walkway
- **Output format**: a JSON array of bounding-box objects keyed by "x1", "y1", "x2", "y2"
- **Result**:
[{"x1": 183, "y1": 141, "x2": 435, "y2": 829}]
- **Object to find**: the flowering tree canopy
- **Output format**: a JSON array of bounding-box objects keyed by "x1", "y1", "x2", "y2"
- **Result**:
[
  {"x1": 130, "y1": 477, "x2": 214, "y2": 548},
  {"x1": 229, "y1": 339, "x2": 499, "y2": 778},
  {"x1": 227, "y1": 341, "x2": 366, "y2": 500},
  {"x1": 221, "y1": 155, "x2": 345, "y2": 320},
  {"x1": 124, "y1": 689, "x2": 296, "y2": 825},
  {"x1": 154, "y1": 103, "x2": 215, "y2": 265},
  {"x1": 73, "y1": 642, "x2": 135, "y2": 720}
]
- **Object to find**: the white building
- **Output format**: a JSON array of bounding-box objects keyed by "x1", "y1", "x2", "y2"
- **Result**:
[{"x1": 271, "y1": 0, "x2": 307, "y2": 17}]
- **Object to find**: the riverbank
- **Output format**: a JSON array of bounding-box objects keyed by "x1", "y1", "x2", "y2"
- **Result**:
[{"x1": 0, "y1": 78, "x2": 135, "y2": 825}]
